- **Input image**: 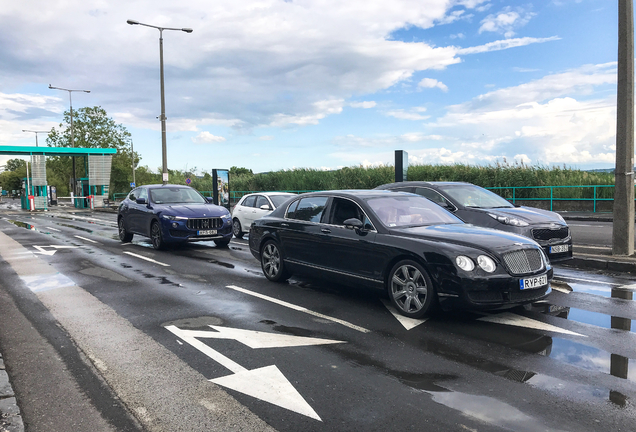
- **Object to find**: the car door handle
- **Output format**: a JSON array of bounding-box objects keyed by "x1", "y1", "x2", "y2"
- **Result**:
[
  {"x1": 281, "y1": 222, "x2": 289, "y2": 227},
  {"x1": 321, "y1": 228, "x2": 331, "y2": 234}
]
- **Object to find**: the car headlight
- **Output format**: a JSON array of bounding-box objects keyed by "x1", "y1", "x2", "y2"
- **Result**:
[
  {"x1": 456, "y1": 255, "x2": 475, "y2": 271},
  {"x1": 477, "y1": 255, "x2": 497, "y2": 272},
  {"x1": 555, "y1": 213, "x2": 566, "y2": 223},
  {"x1": 221, "y1": 213, "x2": 231, "y2": 220},
  {"x1": 162, "y1": 215, "x2": 188, "y2": 221},
  {"x1": 487, "y1": 213, "x2": 529, "y2": 227}
]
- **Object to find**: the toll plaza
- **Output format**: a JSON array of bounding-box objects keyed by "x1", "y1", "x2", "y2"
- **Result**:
[{"x1": 0, "y1": 145, "x2": 117, "y2": 210}]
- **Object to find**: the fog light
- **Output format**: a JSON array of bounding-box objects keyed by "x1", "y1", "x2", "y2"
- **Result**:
[{"x1": 172, "y1": 222, "x2": 178, "y2": 228}]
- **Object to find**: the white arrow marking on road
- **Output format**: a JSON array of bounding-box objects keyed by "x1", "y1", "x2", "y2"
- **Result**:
[
  {"x1": 381, "y1": 299, "x2": 428, "y2": 330},
  {"x1": 211, "y1": 365, "x2": 321, "y2": 421},
  {"x1": 165, "y1": 325, "x2": 338, "y2": 421},
  {"x1": 477, "y1": 312, "x2": 586, "y2": 337},
  {"x1": 33, "y1": 245, "x2": 78, "y2": 255}
]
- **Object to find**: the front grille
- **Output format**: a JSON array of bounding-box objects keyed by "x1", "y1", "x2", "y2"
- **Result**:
[
  {"x1": 502, "y1": 249, "x2": 544, "y2": 275},
  {"x1": 532, "y1": 227, "x2": 569, "y2": 241},
  {"x1": 186, "y1": 218, "x2": 223, "y2": 230},
  {"x1": 169, "y1": 230, "x2": 189, "y2": 238}
]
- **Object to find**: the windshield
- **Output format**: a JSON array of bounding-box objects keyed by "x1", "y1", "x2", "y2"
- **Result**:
[
  {"x1": 437, "y1": 184, "x2": 513, "y2": 209},
  {"x1": 149, "y1": 187, "x2": 207, "y2": 204},
  {"x1": 367, "y1": 195, "x2": 463, "y2": 227},
  {"x1": 269, "y1": 194, "x2": 295, "y2": 208}
]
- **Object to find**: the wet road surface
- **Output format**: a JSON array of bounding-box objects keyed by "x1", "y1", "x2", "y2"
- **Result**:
[{"x1": 0, "y1": 208, "x2": 635, "y2": 431}]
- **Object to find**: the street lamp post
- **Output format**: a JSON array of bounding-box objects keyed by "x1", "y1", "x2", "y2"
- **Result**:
[
  {"x1": 22, "y1": 130, "x2": 49, "y2": 147},
  {"x1": 48, "y1": 85, "x2": 90, "y2": 197},
  {"x1": 127, "y1": 19, "x2": 192, "y2": 185}
]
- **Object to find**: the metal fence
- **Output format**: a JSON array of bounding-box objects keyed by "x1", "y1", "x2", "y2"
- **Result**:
[{"x1": 112, "y1": 185, "x2": 635, "y2": 213}]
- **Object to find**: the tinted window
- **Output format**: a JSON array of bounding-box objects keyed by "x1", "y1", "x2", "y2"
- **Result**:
[
  {"x1": 437, "y1": 184, "x2": 513, "y2": 209},
  {"x1": 415, "y1": 187, "x2": 450, "y2": 206},
  {"x1": 286, "y1": 199, "x2": 300, "y2": 219},
  {"x1": 367, "y1": 195, "x2": 462, "y2": 227},
  {"x1": 291, "y1": 197, "x2": 328, "y2": 222},
  {"x1": 269, "y1": 194, "x2": 295, "y2": 208},
  {"x1": 149, "y1": 187, "x2": 207, "y2": 204},
  {"x1": 128, "y1": 189, "x2": 138, "y2": 201},
  {"x1": 256, "y1": 195, "x2": 270, "y2": 209},
  {"x1": 329, "y1": 198, "x2": 375, "y2": 230},
  {"x1": 242, "y1": 195, "x2": 257, "y2": 207}
]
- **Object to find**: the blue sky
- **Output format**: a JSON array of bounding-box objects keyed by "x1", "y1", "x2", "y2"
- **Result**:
[{"x1": 0, "y1": 0, "x2": 625, "y2": 176}]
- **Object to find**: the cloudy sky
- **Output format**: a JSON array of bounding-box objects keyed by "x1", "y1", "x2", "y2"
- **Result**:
[{"x1": 0, "y1": 0, "x2": 623, "y2": 175}]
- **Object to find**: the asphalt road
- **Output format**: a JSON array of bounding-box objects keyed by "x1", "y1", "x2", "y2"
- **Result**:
[
  {"x1": 1, "y1": 207, "x2": 635, "y2": 431},
  {"x1": 569, "y1": 220, "x2": 636, "y2": 249}
]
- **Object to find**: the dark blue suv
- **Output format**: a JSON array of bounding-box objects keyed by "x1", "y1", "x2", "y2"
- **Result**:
[{"x1": 118, "y1": 184, "x2": 233, "y2": 249}]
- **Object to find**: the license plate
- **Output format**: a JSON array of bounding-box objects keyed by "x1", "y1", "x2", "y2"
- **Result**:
[
  {"x1": 520, "y1": 274, "x2": 548, "y2": 290},
  {"x1": 549, "y1": 244, "x2": 569, "y2": 254},
  {"x1": 198, "y1": 229, "x2": 217, "y2": 236}
]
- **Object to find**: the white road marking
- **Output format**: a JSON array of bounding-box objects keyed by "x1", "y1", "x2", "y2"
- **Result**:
[
  {"x1": 75, "y1": 235, "x2": 99, "y2": 244},
  {"x1": 198, "y1": 325, "x2": 345, "y2": 348},
  {"x1": 551, "y1": 285, "x2": 572, "y2": 294},
  {"x1": 33, "y1": 245, "x2": 78, "y2": 256},
  {"x1": 381, "y1": 299, "x2": 428, "y2": 330},
  {"x1": 165, "y1": 325, "x2": 323, "y2": 421},
  {"x1": 226, "y1": 285, "x2": 370, "y2": 333},
  {"x1": 46, "y1": 227, "x2": 61, "y2": 232},
  {"x1": 574, "y1": 245, "x2": 611, "y2": 250},
  {"x1": 20, "y1": 273, "x2": 76, "y2": 292},
  {"x1": 477, "y1": 312, "x2": 586, "y2": 337},
  {"x1": 123, "y1": 251, "x2": 170, "y2": 267},
  {"x1": 554, "y1": 276, "x2": 621, "y2": 286}
]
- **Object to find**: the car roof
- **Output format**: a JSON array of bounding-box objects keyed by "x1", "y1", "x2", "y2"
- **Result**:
[
  {"x1": 143, "y1": 184, "x2": 195, "y2": 189},
  {"x1": 298, "y1": 189, "x2": 406, "y2": 199},
  {"x1": 242, "y1": 191, "x2": 296, "y2": 196},
  {"x1": 377, "y1": 181, "x2": 473, "y2": 188}
]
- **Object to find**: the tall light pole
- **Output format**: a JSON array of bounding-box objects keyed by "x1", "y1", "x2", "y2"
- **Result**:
[
  {"x1": 613, "y1": 0, "x2": 635, "y2": 256},
  {"x1": 48, "y1": 85, "x2": 90, "y2": 197},
  {"x1": 22, "y1": 130, "x2": 49, "y2": 147},
  {"x1": 127, "y1": 19, "x2": 193, "y2": 185}
]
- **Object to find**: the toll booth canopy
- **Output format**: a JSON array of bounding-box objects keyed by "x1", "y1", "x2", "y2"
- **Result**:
[{"x1": 0, "y1": 145, "x2": 117, "y2": 210}]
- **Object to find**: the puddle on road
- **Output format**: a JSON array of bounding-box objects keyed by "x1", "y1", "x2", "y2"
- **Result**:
[
  {"x1": 59, "y1": 223, "x2": 93, "y2": 233},
  {"x1": 566, "y1": 307, "x2": 634, "y2": 333},
  {"x1": 5, "y1": 219, "x2": 52, "y2": 235},
  {"x1": 548, "y1": 337, "x2": 636, "y2": 383}
]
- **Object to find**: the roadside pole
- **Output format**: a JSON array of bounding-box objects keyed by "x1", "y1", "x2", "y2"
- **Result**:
[{"x1": 613, "y1": 0, "x2": 635, "y2": 256}]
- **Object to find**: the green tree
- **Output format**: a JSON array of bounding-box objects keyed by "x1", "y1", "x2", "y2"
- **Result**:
[
  {"x1": 6, "y1": 159, "x2": 27, "y2": 172},
  {"x1": 46, "y1": 106, "x2": 139, "y2": 197}
]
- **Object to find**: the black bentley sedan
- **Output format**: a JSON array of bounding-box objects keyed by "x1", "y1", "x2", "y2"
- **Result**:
[
  {"x1": 249, "y1": 190, "x2": 553, "y2": 318},
  {"x1": 118, "y1": 184, "x2": 233, "y2": 250},
  {"x1": 375, "y1": 181, "x2": 572, "y2": 262}
]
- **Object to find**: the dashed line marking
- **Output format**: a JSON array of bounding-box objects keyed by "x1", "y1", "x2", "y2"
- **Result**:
[
  {"x1": 46, "y1": 227, "x2": 61, "y2": 232},
  {"x1": 226, "y1": 285, "x2": 370, "y2": 333},
  {"x1": 75, "y1": 235, "x2": 99, "y2": 244}
]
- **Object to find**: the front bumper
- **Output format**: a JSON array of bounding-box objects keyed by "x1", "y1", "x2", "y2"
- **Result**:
[{"x1": 437, "y1": 267, "x2": 553, "y2": 311}]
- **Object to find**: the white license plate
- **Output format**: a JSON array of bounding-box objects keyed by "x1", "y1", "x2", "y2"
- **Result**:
[
  {"x1": 198, "y1": 229, "x2": 217, "y2": 236},
  {"x1": 520, "y1": 274, "x2": 548, "y2": 290},
  {"x1": 549, "y1": 244, "x2": 569, "y2": 254}
]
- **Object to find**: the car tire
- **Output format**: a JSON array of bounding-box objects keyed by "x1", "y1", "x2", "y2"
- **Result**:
[
  {"x1": 118, "y1": 217, "x2": 133, "y2": 243},
  {"x1": 261, "y1": 241, "x2": 290, "y2": 282},
  {"x1": 150, "y1": 221, "x2": 165, "y2": 250},
  {"x1": 215, "y1": 239, "x2": 231, "y2": 248},
  {"x1": 387, "y1": 260, "x2": 436, "y2": 318},
  {"x1": 232, "y1": 218, "x2": 244, "y2": 239}
]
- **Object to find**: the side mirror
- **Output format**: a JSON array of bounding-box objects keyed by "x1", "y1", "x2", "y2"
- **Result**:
[
  {"x1": 260, "y1": 204, "x2": 272, "y2": 211},
  {"x1": 343, "y1": 218, "x2": 364, "y2": 230},
  {"x1": 206, "y1": 197, "x2": 214, "y2": 203},
  {"x1": 136, "y1": 197, "x2": 147, "y2": 204}
]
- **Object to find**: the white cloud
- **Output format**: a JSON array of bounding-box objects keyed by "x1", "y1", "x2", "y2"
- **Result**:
[
  {"x1": 270, "y1": 99, "x2": 344, "y2": 127},
  {"x1": 386, "y1": 109, "x2": 430, "y2": 121},
  {"x1": 192, "y1": 132, "x2": 226, "y2": 143},
  {"x1": 418, "y1": 78, "x2": 448, "y2": 92},
  {"x1": 259, "y1": 135, "x2": 274, "y2": 141},
  {"x1": 428, "y1": 63, "x2": 618, "y2": 165},
  {"x1": 457, "y1": 36, "x2": 560, "y2": 55},
  {"x1": 350, "y1": 101, "x2": 377, "y2": 109},
  {"x1": 479, "y1": 6, "x2": 535, "y2": 38}
]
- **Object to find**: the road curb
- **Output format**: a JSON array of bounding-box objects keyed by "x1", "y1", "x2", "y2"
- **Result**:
[
  {"x1": 0, "y1": 354, "x2": 24, "y2": 432},
  {"x1": 561, "y1": 256, "x2": 636, "y2": 274}
]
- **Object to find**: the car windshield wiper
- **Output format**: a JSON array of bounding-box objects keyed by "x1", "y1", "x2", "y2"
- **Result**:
[
  {"x1": 464, "y1": 205, "x2": 482, "y2": 208},
  {"x1": 488, "y1": 205, "x2": 514, "y2": 209}
]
